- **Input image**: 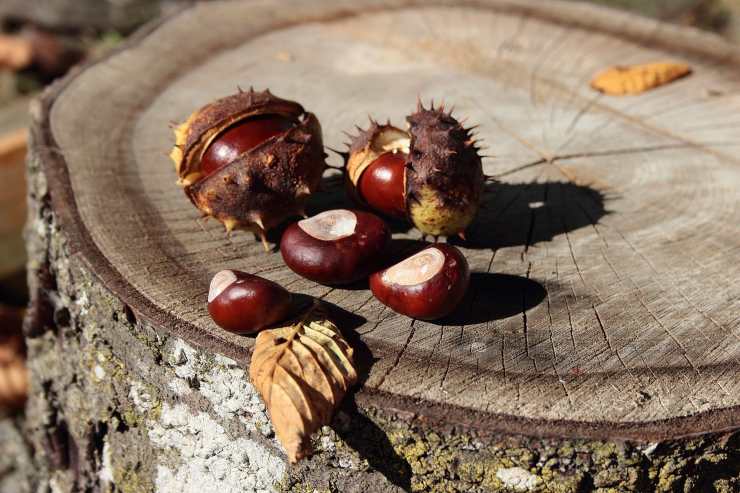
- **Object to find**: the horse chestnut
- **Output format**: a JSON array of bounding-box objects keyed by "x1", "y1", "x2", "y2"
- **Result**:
[
  {"x1": 357, "y1": 151, "x2": 408, "y2": 219},
  {"x1": 345, "y1": 104, "x2": 485, "y2": 238},
  {"x1": 280, "y1": 209, "x2": 390, "y2": 285},
  {"x1": 207, "y1": 269, "x2": 293, "y2": 334},
  {"x1": 369, "y1": 243, "x2": 469, "y2": 320},
  {"x1": 170, "y1": 88, "x2": 326, "y2": 248},
  {"x1": 200, "y1": 114, "x2": 295, "y2": 176}
]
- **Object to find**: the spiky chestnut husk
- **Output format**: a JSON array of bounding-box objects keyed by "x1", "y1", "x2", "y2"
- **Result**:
[
  {"x1": 405, "y1": 102, "x2": 484, "y2": 237},
  {"x1": 344, "y1": 120, "x2": 409, "y2": 218},
  {"x1": 169, "y1": 88, "x2": 326, "y2": 245},
  {"x1": 344, "y1": 105, "x2": 484, "y2": 237}
]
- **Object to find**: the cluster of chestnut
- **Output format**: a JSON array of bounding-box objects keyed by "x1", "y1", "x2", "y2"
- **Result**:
[
  {"x1": 171, "y1": 89, "x2": 485, "y2": 335},
  {"x1": 209, "y1": 209, "x2": 470, "y2": 334}
]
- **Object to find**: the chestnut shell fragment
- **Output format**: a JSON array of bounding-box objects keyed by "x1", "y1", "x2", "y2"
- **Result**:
[{"x1": 405, "y1": 102, "x2": 485, "y2": 237}]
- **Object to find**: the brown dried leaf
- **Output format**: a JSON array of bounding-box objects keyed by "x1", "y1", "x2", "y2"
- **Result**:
[
  {"x1": 249, "y1": 304, "x2": 357, "y2": 462},
  {"x1": 591, "y1": 61, "x2": 691, "y2": 95}
]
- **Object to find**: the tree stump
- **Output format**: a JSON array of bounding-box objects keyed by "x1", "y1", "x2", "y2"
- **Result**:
[{"x1": 24, "y1": 1, "x2": 740, "y2": 492}]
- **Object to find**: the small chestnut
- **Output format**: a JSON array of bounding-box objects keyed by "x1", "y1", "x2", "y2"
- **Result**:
[
  {"x1": 280, "y1": 209, "x2": 390, "y2": 285},
  {"x1": 200, "y1": 114, "x2": 296, "y2": 177},
  {"x1": 357, "y1": 151, "x2": 408, "y2": 219},
  {"x1": 369, "y1": 244, "x2": 469, "y2": 320},
  {"x1": 207, "y1": 270, "x2": 293, "y2": 334}
]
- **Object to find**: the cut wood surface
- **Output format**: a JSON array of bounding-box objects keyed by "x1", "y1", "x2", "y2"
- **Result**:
[{"x1": 37, "y1": 0, "x2": 740, "y2": 440}]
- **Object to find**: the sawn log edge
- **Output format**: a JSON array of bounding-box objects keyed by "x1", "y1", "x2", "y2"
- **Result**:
[{"x1": 30, "y1": 0, "x2": 740, "y2": 442}]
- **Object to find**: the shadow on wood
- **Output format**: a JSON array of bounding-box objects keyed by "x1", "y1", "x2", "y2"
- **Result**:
[
  {"x1": 433, "y1": 273, "x2": 547, "y2": 326},
  {"x1": 333, "y1": 395, "x2": 412, "y2": 492},
  {"x1": 311, "y1": 175, "x2": 608, "y2": 247},
  {"x1": 450, "y1": 180, "x2": 610, "y2": 250},
  {"x1": 307, "y1": 173, "x2": 413, "y2": 235},
  {"x1": 323, "y1": 301, "x2": 412, "y2": 491}
]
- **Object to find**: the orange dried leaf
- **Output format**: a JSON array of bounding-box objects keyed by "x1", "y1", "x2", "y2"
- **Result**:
[
  {"x1": 249, "y1": 305, "x2": 357, "y2": 462},
  {"x1": 0, "y1": 34, "x2": 33, "y2": 71},
  {"x1": 0, "y1": 305, "x2": 27, "y2": 411},
  {"x1": 0, "y1": 128, "x2": 28, "y2": 166},
  {"x1": 591, "y1": 61, "x2": 691, "y2": 95},
  {"x1": 0, "y1": 359, "x2": 27, "y2": 410}
]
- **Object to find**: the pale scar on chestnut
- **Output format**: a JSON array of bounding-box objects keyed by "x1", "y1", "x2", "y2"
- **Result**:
[
  {"x1": 208, "y1": 269, "x2": 238, "y2": 303},
  {"x1": 298, "y1": 209, "x2": 357, "y2": 241},
  {"x1": 382, "y1": 247, "x2": 445, "y2": 286}
]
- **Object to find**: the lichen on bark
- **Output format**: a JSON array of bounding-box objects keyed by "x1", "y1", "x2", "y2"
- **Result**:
[
  {"x1": 284, "y1": 405, "x2": 739, "y2": 492},
  {"x1": 20, "y1": 134, "x2": 288, "y2": 493}
]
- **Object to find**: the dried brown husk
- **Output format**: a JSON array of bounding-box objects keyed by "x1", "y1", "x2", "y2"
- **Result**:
[
  {"x1": 170, "y1": 89, "x2": 325, "y2": 236},
  {"x1": 249, "y1": 304, "x2": 357, "y2": 462},
  {"x1": 405, "y1": 102, "x2": 484, "y2": 237}
]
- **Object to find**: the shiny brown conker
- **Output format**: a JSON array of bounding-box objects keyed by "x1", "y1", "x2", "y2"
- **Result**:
[
  {"x1": 357, "y1": 151, "x2": 407, "y2": 219},
  {"x1": 207, "y1": 270, "x2": 293, "y2": 334},
  {"x1": 280, "y1": 209, "x2": 391, "y2": 285},
  {"x1": 369, "y1": 243, "x2": 469, "y2": 320},
  {"x1": 200, "y1": 114, "x2": 295, "y2": 176}
]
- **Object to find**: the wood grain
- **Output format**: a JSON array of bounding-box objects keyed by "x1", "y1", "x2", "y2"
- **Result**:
[{"x1": 35, "y1": 0, "x2": 740, "y2": 439}]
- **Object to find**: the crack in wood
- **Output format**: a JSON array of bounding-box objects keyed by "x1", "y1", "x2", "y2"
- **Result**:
[{"x1": 375, "y1": 320, "x2": 417, "y2": 390}]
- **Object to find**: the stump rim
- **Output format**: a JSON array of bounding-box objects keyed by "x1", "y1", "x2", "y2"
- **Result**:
[{"x1": 31, "y1": 0, "x2": 740, "y2": 440}]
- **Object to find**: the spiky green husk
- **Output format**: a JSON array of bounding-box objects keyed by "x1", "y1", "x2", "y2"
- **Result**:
[{"x1": 405, "y1": 102, "x2": 484, "y2": 237}]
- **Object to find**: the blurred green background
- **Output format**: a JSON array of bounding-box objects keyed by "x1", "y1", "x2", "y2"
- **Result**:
[{"x1": 586, "y1": 0, "x2": 740, "y2": 38}]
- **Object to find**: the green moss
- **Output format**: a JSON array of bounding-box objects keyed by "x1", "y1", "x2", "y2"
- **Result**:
[
  {"x1": 114, "y1": 465, "x2": 153, "y2": 493},
  {"x1": 285, "y1": 406, "x2": 740, "y2": 492},
  {"x1": 122, "y1": 410, "x2": 142, "y2": 428}
]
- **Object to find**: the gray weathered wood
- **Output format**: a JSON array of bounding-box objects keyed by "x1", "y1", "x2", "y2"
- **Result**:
[{"x1": 23, "y1": 0, "x2": 740, "y2": 491}]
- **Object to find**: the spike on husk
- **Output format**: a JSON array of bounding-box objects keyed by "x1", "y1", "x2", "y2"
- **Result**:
[
  {"x1": 404, "y1": 102, "x2": 484, "y2": 237},
  {"x1": 169, "y1": 89, "x2": 325, "y2": 245}
]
